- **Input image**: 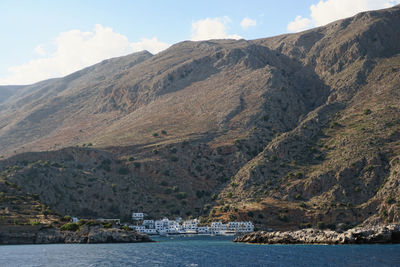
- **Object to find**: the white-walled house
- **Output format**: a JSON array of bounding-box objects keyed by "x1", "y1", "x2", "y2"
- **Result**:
[
  {"x1": 210, "y1": 222, "x2": 227, "y2": 232},
  {"x1": 131, "y1": 225, "x2": 146, "y2": 232},
  {"x1": 132, "y1": 212, "x2": 144, "y2": 221},
  {"x1": 143, "y1": 220, "x2": 154, "y2": 228},
  {"x1": 227, "y1": 221, "x2": 254, "y2": 232},
  {"x1": 143, "y1": 228, "x2": 157, "y2": 234},
  {"x1": 183, "y1": 219, "x2": 199, "y2": 231},
  {"x1": 197, "y1": 226, "x2": 210, "y2": 234}
]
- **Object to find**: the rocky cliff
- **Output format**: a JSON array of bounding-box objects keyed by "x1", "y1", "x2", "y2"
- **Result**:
[
  {"x1": 0, "y1": 225, "x2": 152, "y2": 245},
  {"x1": 234, "y1": 224, "x2": 400, "y2": 244}
]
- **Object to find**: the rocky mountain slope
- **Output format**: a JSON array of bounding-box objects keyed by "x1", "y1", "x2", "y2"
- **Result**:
[{"x1": 1, "y1": 5, "x2": 399, "y2": 230}]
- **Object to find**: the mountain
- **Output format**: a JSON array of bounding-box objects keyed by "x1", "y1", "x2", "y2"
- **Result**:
[{"x1": 1, "y1": 5, "x2": 399, "y2": 230}]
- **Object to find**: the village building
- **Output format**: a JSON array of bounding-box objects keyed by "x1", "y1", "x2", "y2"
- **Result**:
[
  {"x1": 132, "y1": 212, "x2": 144, "y2": 221},
  {"x1": 130, "y1": 212, "x2": 254, "y2": 236}
]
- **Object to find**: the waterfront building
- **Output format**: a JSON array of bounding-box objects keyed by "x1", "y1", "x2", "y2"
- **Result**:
[
  {"x1": 129, "y1": 212, "x2": 254, "y2": 235},
  {"x1": 183, "y1": 219, "x2": 199, "y2": 231},
  {"x1": 143, "y1": 220, "x2": 155, "y2": 228},
  {"x1": 228, "y1": 221, "x2": 254, "y2": 232},
  {"x1": 197, "y1": 226, "x2": 210, "y2": 234}
]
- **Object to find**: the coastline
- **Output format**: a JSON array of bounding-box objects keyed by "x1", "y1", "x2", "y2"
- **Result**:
[
  {"x1": 0, "y1": 225, "x2": 153, "y2": 245},
  {"x1": 234, "y1": 224, "x2": 400, "y2": 245}
]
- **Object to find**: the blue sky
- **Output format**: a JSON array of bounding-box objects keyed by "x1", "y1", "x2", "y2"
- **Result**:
[{"x1": 0, "y1": 0, "x2": 399, "y2": 85}]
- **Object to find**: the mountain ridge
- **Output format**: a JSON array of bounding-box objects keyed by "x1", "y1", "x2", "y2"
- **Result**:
[{"x1": 1, "y1": 5, "x2": 399, "y2": 230}]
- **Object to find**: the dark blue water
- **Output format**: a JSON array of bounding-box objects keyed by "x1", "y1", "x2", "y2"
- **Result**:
[{"x1": 1, "y1": 236, "x2": 400, "y2": 267}]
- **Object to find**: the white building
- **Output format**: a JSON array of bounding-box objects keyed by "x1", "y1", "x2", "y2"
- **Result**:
[
  {"x1": 143, "y1": 220, "x2": 154, "y2": 228},
  {"x1": 210, "y1": 221, "x2": 227, "y2": 234},
  {"x1": 227, "y1": 221, "x2": 254, "y2": 232},
  {"x1": 183, "y1": 219, "x2": 199, "y2": 231},
  {"x1": 132, "y1": 212, "x2": 144, "y2": 221},
  {"x1": 131, "y1": 225, "x2": 146, "y2": 232},
  {"x1": 143, "y1": 228, "x2": 157, "y2": 235},
  {"x1": 155, "y1": 218, "x2": 170, "y2": 232},
  {"x1": 197, "y1": 226, "x2": 210, "y2": 234}
]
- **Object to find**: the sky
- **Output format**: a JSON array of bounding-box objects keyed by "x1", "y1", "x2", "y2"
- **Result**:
[{"x1": 0, "y1": 0, "x2": 399, "y2": 85}]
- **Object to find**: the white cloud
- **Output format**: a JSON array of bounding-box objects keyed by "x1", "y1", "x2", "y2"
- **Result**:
[
  {"x1": 287, "y1": 0, "x2": 400, "y2": 32},
  {"x1": 240, "y1": 17, "x2": 257, "y2": 29},
  {"x1": 34, "y1": 45, "x2": 47, "y2": 56},
  {"x1": 191, "y1": 17, "x2": 242, "y2": 41},
  {"x1": 0, "y1": 24, "x2": 170, "y2": 85},
  {"x1": 130, "y1": 37, "x2": 169, "y2": 54},
  {"x1": 287, "y1": 16, "x2": 313, "y2": 33}
]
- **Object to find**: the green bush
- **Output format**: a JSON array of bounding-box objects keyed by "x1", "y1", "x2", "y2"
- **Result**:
[
  {"x1": 128, "y1": 156, "x2": 135, "y2": 161},
  {"x1": 317, "y1": 221, "x2": 326, "y2": 229},
  {"x1": 298, "y1": 202, "x2": 307, "y2": 208},
  {"x1": 134, "y1": 162, "x2": 141, "y2": 168},
  {"x1": 118, "y1": 167, "x2": 129, "y2": 175},
  {"x1": 386, "y1": 196, "x2": 395, "y2": 204},
  {"x1": 77, "y1": 219, "x2": 87, "y2": 226},
  {"x1": 381, "y1": 209, "x2": 388, "y2": 219},
  {"x1": 120, "y1": 225, "x2": 132, "y2": 231},
  {"x1": 102, "y1": 165, "x2": 111, "y2": 172},
  {"x1": 152, "y1": 132, "x2": 159, "y2": 137},
  {"x1": 363, "y1": 109, "x2": 372, "y2": 115},
  {"x1": 278, "y1": 214, "x2": 289, "y2": 222},
  {"x1": 209, "y1": 209, "x2": 216, "y2": 216},
  {"x1": 233, "y1": 139, "x2": 242, "y2": 147},
  {"x1": 299, "y1": 223, "x2": 312, "y2": 229},
  {"x1": 269, "y1": 155, "x2": 277, "y2": 162},
  {"x1": 102, "y1": 159, "x2": 112, "y2": 165},
  {"x1": 164, "y1": 188, "x2": 172, "y2": 194},
  {"x1": 102, "y1": 222, "x2": 112, "y2": 228},
  {"x1": 60, "y1": 223, "x2": 79, "y2": 231},
  {"x1": 365, "y1": 165, "x2": 374, "y2": 172},
  {"x1": 176, "y1": 192, "x2": 187, "y2": 199},
  {"x1": 247, "y1": 211, "x2": 254, "y2": 217},
  {"x1": 196, "y1": 190, "x2": 205, "y2": 198},
  {"x1": 51, "y1": 162, "x2": 62, "y2": 168}
]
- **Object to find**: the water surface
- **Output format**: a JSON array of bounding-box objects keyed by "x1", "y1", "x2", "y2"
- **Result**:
[{"x1": 1, "y1": 235, "x2": 399, "y2": 266}]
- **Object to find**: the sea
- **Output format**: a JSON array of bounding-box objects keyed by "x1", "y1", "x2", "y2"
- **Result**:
[{"x1": 1, "y1": 235, "x2": 400, "y2": 267}]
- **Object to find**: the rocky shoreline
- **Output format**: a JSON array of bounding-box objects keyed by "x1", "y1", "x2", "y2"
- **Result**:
[
  {"x1": 0, "y1": 225, "x2": 153, "y2": 245},
  {"x1": 234, "y1": 224, "x2": 400, "y2": 245}
]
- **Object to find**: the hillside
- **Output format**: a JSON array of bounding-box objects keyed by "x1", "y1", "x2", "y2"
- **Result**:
[{"x1": 0, "y1": 5, "x2": 399, "y2": 230}]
